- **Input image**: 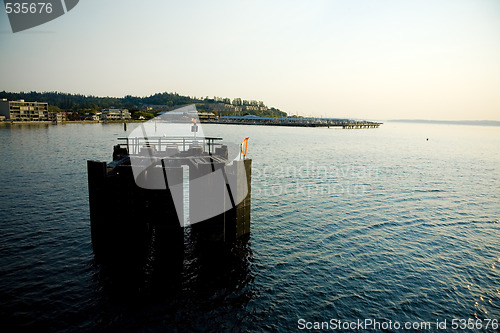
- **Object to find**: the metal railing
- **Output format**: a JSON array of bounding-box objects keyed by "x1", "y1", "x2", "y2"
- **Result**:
[{"x1": 117, "y1": 136, "x2": 224, "y2": 155}]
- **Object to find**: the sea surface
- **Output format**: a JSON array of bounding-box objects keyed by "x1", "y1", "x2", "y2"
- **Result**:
[{"x1": 0, "y1": 122, "x2": 499, "y2": 332}]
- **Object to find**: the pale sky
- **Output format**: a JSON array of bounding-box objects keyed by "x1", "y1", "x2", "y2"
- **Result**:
[{"x1": 1, "y1": 0, "x2": 499, "y2": 120}]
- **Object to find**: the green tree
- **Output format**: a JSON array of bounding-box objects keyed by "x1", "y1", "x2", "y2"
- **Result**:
[{"x1": 132, "y1": 111, "x2": 154, "y2": 120}]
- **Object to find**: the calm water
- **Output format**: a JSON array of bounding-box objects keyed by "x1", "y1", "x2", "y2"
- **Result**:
[{"x1": 0, "y1": 122, "x2": 499, "y2": 332}]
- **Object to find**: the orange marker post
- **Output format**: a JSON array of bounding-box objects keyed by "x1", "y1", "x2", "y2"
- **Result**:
[{"x1": 241, "y1": 137, "x2": 249, "y2": 158}]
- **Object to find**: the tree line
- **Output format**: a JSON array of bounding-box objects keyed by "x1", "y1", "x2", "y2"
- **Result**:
[{"x1": 0, "y1": 91, "x2": 287, "y2": 118}]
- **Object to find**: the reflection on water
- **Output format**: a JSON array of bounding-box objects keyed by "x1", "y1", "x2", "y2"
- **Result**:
[
  {"x1": 91, "y1": 220, "x2": 256, "y2": 331},
  {"x1": 92, "y1": 225, "x2": 254, "y2": 297}
]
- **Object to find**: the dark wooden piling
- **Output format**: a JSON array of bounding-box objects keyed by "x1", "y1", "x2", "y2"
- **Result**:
[
  {"x1": 190, "y1": 159, "x2": 252, "y2": 244},
  {"x1": 229, "y1": 159, "x2": 252, "y2": 239},
  {"x1": 87, "y1": 160, "x2": 107, "y2": 255},
  {"x1": 88, "y1": 160, "x2": 184, "y2": 263}
]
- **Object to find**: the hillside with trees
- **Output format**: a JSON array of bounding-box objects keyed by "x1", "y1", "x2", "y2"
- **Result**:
[{"x1": 0, "y1": 91, "x2": 287, "y2": 119}]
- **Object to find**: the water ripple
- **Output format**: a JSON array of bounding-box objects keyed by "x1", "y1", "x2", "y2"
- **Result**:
[{"x1": 0, "y1": 123, "x2": 499, "y2": 331}]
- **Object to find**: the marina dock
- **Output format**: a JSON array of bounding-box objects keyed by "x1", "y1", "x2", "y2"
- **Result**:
[{"x1": 205, "y1": 115, "x2": 382, "y2": 128}]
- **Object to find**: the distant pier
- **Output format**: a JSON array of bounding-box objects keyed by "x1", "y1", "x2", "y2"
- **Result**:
[{"x1": 204, "y1": 115, "x2": 382, "y2": 129}]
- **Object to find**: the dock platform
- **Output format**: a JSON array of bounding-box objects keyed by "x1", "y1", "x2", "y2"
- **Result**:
[{"x1": 204, "y1": 116, "x2": 382, "y2": 128}]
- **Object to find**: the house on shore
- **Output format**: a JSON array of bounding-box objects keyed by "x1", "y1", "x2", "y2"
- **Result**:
[{"x1": 100, "y1": 108, "x2": 131, "y2": 121}]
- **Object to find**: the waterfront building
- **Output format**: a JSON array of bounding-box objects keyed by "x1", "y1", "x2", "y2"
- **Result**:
[
  {"x1": 100, "y1": 108, "x2": 131, "y2": 120},
  {"x1": 0, "y1": 99, "x2": 52, "y2": 121},
  {"x1": 198, "y1": 112, "x2": 217, "y2": 121}
]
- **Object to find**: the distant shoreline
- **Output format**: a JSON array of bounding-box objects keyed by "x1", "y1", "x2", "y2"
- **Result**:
[
  {"x1": 387, "y1": 119, "x2": 500, "y2": 127},
  {"x1": 0, "y1": 119, "x2": 382, "y2": 129},
  {"x1": 2, "y1": 119, "x2": 499, "y2": 127}
]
